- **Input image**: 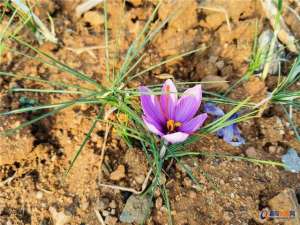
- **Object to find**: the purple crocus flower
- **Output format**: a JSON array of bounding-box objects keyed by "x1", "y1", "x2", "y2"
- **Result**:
[
  {"x1": 139, "y1": 79, "x2": 207, "y2": 144},
  {"x1": 204, "y1": 103, "x2": 245, "y2": 147}
]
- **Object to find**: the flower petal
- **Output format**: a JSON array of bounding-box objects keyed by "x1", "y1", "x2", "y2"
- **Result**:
[
  {"x1": 142, "y1": 115, "x2": 164, "y2": 136},
  {"x1": 160, "y1": 79, "x2": 177, "y2": 119},
  {"x1": 222, "y1": 125, "x2": 234, "y2": 143},
  {"x1": 161, "y1": 79, "x2": 177, "y2": 102},
  {"x1": 139, "y1": 86, "x2": 165, "y2": 123},
  {"x1": 175, "y1": 96, "x2": 198, "y2": 122},
  {"x1": 204, "y1": 103, "x2": 224, "y2": 117},
  {"x1": 232, "y1": 124, "x2": 245, "y2": 146},
  {"x1": 162, "y1": 132, "x2": 189, "y2": 144},
  {"x1": 179, "y1": 113, "x2": 207, "y2": 134},
  {"x1": 175, "y1": 85, "x2": 203, "y2": 122},
  {"x1": 221, "y1": 124, "x2": 245, "y2": 147},
  {"x1": 183, "y1": 84, "x2": 202, "y2": 102}
]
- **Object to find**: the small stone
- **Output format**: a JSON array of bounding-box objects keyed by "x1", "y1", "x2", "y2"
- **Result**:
[
  {"x1": 36, "y1": 191, "x2": 43, "y2": 199},
  {"x1": 154, "y1": 189, "x2": 161, "y2": 197},
  {"x1": 102, "y1": 210, "x2": 110, "y2": 217},
  {"x1": 111, "y1": 208, "x2": 116, "y2": 215},
  {"x1": 104, "y1": 216, "x2": 118, "y2": 225},
  {"x1": 49, "y1": 207, "x2": 71, "y2": 225},
  {"x1": 209, "y1": 56, "x2": 218, "y2": 63},
  {"x1": 215, "y1": 61, "x2": 225, "y2": 70},
  {"x1": 135, "y1": 175, "x2": 145, "y2": 184},
  {"x1": 155, "y1": 197, "x2": 163, "y2": 209},
  {"x1": 109, "y1": 200, "x2": 117, "y2": 209},
  {"x1": 110, "y1": 165, "x2": 126, "y2": 181},
  {"x1": 97, "y1": 198, "x2": 110, "y2": 210},
  {"x1": 202, "y1": 75, "x2": 229, "y2": 92},
  {"x1": 269, "y1": 146, "x2": 277, "y2": 154},
  {"x1": 268, "y1": 188, "x2": 300, "y2": 225},
  {"x1": 83, "y1": 11, "x2": 104, "y2": 27},
  {"x1": 159, "y1": 173, "x2": 166, "y2": 185},
  {"x1": 120, "y1": 195, "x2": 152, "y2": 224},
  {"x1": 183, "y1": 177, "x2": 192, "y2": 187},
  {"x1": 245, "y1": 147, "x2": 257, "y2": 158}
]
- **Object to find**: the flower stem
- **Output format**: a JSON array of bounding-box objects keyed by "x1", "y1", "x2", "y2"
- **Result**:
[{"x1": 159, "y1": 141, "x2": 168, "y2": 159}]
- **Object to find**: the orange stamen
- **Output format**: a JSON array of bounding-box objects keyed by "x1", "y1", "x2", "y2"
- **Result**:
[{"x1": 167, "y1": 120, "x2": 181, "y2": 132}]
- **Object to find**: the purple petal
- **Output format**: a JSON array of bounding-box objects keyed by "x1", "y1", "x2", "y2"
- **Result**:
[
  {"x1": 142, "y1": 115, "x2": 164, "y2": 136},
  {"x1": 232, "y1": 125, "x2": 245, "y2": 146},
  {"x1": 222, "y1": 125, "x2": 234, "y2": 143},
  {"x1": 217, "y1": 128, "x2": 224, "y2": 137},
  {"x1": 221, "y1": 124, "x2": 245, "y2": 147},
  {"x1": 183, "y1": 84, "x2": 202, "y2": 103},
  {"x1": 179, "y1": 113, "x2": 208, "y2": 134},
  {"x1": 139, "y1": 86, "x2": 165, "y2": 123},
  {"x1": 162, "y1": 132, "x2": 189, "y2": 144},
  {"x1": 160, "y1": 79, "x2": 177, "y2": 119},
  {"x1": 204, "y1": 103, "x2": 224, "y2": 117},
  {"x1": 175, "y1": 85, "x2": 203, "y2": 122},
  {"x1": 175, "y1": 96, "x2": 198, "y2": 122}
]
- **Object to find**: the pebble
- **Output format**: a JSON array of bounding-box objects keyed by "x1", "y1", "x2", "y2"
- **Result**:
[
  {"x1": 155, "y1": 197, "x2": 163, "y2": 209},
  {"x1": 135, "y1": 174, "x2": 145, "y2": 184},
  {"x1": 109, "y1": 200, "x2": 117, "y2": 209},
  {"x1": 159, "y1": 174, "x2": 166, "y2": 185},
  {"x1": 215, "y1": 60, "x2": 225, "y2": 70},
  {"x1": 49, "y1": 207, "x2": 71, "y2": 225},
  {"x1": 98, "y1": 197, "x2": 110, "y2": 210},
  {"x1": 110, "y1": 165, "x2": 126, "y2": 181},
  {"x1": 102, "y1": 210, "x2": 110, "y2": 217},
  {"x1": 268, "y1": 188, "x2": 300, "y2": 225},
  {"x1": 183, "y1": 177, "x2": 192, "y2": 187},
  {"x1": 245, "y1": 147, "x2": 257, "y2": 158},
  {"x1": 36, "y1": 191, "x2": 43, "y2": 199},
  {"x1": 83, "y1": 11, "x2": 104, "y2": 27},
  {"x1": 120, "y1": 195, "x2": 152, "y2": 224},
  {"x1": 111, "y1": 208, "x2": 116, "y2": 215},
  {"x1": 269, "y1": 146, "x2": 277, "y2": 154}
]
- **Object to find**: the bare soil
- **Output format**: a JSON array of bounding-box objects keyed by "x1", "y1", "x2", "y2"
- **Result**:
[{"x1": 1, "y1": 0, "x2": 300, "y2": 225}]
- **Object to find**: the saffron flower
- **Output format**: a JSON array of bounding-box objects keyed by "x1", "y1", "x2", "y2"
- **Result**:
[
  {"x1": 139, "y1": 79, "x2": 207, "y2": 144},
  {"x1": 204, "y1": 103, "x2": 245, "y2": 147}
]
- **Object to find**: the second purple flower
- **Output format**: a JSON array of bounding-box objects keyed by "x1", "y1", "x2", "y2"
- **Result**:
[{"x1": 139, "y1": 79, "x2": 207, "y2": 144}]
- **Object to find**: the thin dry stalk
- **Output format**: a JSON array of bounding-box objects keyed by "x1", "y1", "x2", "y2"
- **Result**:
[
  {"x1": 99, "y1": 168, "x2": 153, "y2": 194},
  {"x1": 94, "y1": 208, "x2": 106, "y2": 225},
  {"x1": 260, "y1": 0, "x2": 298, "y2": 53},
  {"x1": 76, "y1": 0, "x2": 104, "y2": 17},
  {"x1": 98, "y1": 107, "x2": 117, "y2": 181},
  {"x1": 198, "y1": 6, "x2": 232, "y2": 32}
]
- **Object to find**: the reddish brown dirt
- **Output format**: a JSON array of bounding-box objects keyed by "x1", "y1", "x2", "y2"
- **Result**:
[{"x1": 1, "y1": 0, "x2": 300, "y2": 225}]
